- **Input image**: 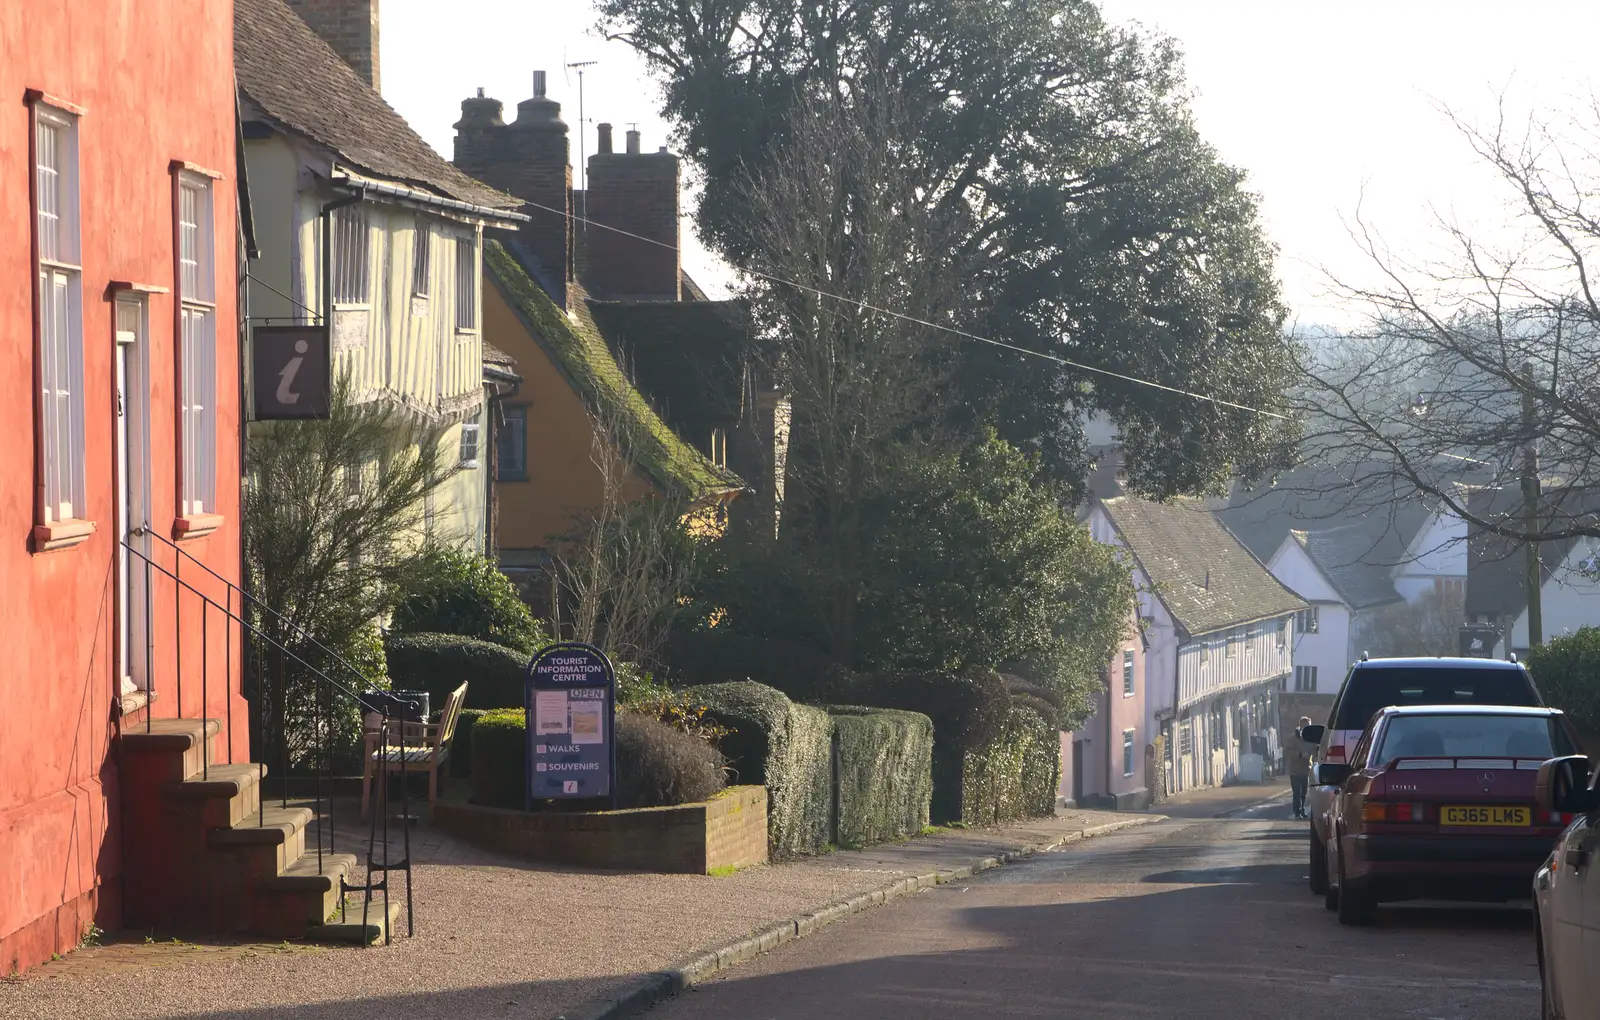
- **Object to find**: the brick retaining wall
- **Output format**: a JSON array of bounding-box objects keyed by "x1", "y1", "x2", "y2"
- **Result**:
[{"x1": 432, "y1": 786, "x2": 768, "y2": 874}]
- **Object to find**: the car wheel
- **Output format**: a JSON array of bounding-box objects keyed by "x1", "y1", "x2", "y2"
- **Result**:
[
  {"x1": 1309, "y1": 829, "x2": 1329, "y2": 896},
  {"x1": 1336, "y1": 850, "x2": 1376, "y2": 926}
]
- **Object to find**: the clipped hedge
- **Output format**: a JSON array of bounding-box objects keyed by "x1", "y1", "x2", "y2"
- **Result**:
[
  {"x1": 961, "y1": 698, "x2": 1061, "y2": 826},
  {"x1": 1528, "y1": 627, "x2": 1600, "y2": 750},
  {"x1": 467, "y1": 708, "x2": 727, "y2": 810},
  {"x1": 447, "y1": 708, "x2": 487, "y2": 778},
  {"x1": 391, "y1": 547, "x2": 547, "y2": 652},
  {"x1": 827, "y1": 706, "x2": 933, "y2": 847},
  {"x1": 384, "y1": 631, "x2": 529, "y2": 711},
  {"x1": 683, "y1": 681, "x2": 834, "y2": 859},
  {"x1": 470, "y1": 708, "x2": 527, "y2": 808}
]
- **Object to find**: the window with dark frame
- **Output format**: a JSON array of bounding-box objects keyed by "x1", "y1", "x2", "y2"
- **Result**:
[
  {"x1": 455, "y1": 236, "x2": 477, "y2": 331},
  {"x1": 413, "y1": 220, "x2": 431, "y2": 296},
  {"x1": 332, "y1": 204, "x2": 370, "y2": 304},
  {"x1": 496, "y1": 405, "x2": 527, "y2": 481}
]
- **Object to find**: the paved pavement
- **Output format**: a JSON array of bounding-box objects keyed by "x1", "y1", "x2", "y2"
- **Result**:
[
  {"x1": 0, "y1": 803, "x2": 1147, "y2": 1020},
  {"x1": 639, "y1": 798, "x2": 1540, "y2": 1020}
]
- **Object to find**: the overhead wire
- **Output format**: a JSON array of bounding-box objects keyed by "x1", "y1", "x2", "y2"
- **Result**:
[{"x1": 514, "y1": 197, "x2": 1290, "y2": 421}]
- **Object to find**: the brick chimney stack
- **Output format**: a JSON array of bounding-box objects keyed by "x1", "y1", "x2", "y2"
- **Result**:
[
  {"x1": 451, "y1": 71, "x2": 573, "y2": 299},
  {"x1": 284, "y1": 0, "x2": 381, "y2": 91},
  {"x1": 596, "y1": 123, "x2": 613, "y2": 155},
  {"x1": 586, "y1": 128, "x2": 680, "y2": 301}
]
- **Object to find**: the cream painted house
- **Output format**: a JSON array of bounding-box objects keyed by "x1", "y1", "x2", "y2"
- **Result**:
[{"x1": 237, "y1": 0, "x2": 526, "y2": 551}]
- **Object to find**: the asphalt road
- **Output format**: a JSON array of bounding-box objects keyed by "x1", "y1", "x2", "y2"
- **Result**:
[{"x1": 640, "y1": 801, "x2": 1541, "y2": 1020}]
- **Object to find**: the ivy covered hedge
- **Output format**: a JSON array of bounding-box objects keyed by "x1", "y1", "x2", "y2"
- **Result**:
[
  {"x1": 828, "y1": 706, "x2": 933, "y2": 847},
  {"x1": 684, "y1": 681, "x2": 834, "y2": 859},
  {"x1": 384, "y1": 631, "x2": 529, "y2": 711},
  {"x1": 961, "y1": 698, "x2": 1060, "y2": 826}
]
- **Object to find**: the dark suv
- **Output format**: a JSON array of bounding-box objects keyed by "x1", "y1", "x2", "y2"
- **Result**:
[{"x1": 1300, "y1": 657, "x2": 1543, "y2": 896}]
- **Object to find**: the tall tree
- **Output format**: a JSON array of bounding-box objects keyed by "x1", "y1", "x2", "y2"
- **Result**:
[{"x1": 599, "y1": 0, "x2": 1298, "y2": 495}]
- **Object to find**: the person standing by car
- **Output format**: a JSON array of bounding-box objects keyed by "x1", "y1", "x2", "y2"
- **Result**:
[{"x1": 1288, "y1": 716, "x2": 1314, "y2": 819}]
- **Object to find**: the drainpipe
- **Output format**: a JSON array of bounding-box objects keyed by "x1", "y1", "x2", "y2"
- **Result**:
[{"x1": 321, "y1": 186, "x2": 367, "y2": 346}]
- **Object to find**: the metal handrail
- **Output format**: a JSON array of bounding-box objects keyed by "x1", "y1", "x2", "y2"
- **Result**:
[
  {"x1": 122, "y1": 537, "x2": 414, "y2": 938},
  {"x1": 136, "y1": 529, "x2": 382, "y2": 710}
]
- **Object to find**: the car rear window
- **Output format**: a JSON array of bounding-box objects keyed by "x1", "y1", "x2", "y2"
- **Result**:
[
  {"x1": 1374, "y1": 714, "x2": 1573, "y2": 761},
  {"x1": 1333, "y1": 667, "x2": 1539, "y2": 731}
]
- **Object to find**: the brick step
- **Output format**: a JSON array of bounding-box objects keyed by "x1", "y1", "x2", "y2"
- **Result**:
[
  {"x1": 121, "y1": 718, "x2": 222, "y2": 783},
  {"x1": 210, "y1": 804, "x2": 315, "y2": 878},
  {"x1": 264, "y1": 850, "x2": 358, "y2": 929},
  {"x1": 165, "y1": 762, "x2": 266, "y2": 828},
  {"x1": 310, "y1": 896, "x2": 405, "y2": 946}
]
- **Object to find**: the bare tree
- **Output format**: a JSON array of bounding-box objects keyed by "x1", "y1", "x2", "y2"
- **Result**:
[
  {"x1": 1297, "y1": 99, "x2": 1600, "y2": 548},
  {"x1": 554, "y1": 401, "x2": 703, "y2": 667},
  {"x1": 736, "y1": 74, "x2": 973, "y2": 663},
  {"x1": 1360, "y1": 588, "x2": 1467, "y2": 658}
]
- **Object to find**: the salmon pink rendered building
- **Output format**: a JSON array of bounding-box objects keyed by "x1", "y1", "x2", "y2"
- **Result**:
[{"x1": 0, "y1": 1, "x2": 245, "y2": 972}]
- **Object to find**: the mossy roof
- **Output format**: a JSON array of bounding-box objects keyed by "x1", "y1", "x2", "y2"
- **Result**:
[
  {"x1": 485, "y1": 240, "x2": 744, "y2": 501},
  {"x1": 585, "y1": 299, "x2": 751, "y2": 435}
]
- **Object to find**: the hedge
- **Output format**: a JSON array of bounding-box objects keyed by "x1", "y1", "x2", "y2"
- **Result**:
[
  {"x1": 384, "y1": 631, "x2": 530, "y2": 711},
  {"x1": 447, "y1": 708, "x2": 487, "y2": 778},
  {"x1": 683, "y1": 681, "x2": 834, "y2": 859},
  {"x1": 1528, "y1": 627, "x2": 1600, "y2": 751},
  {"x1": 960, "y1": 699, "x2": 1061, "y2": 826},
  {"x1": 466, "y1": 708, "x2": 726, "y2": 809},
  {"x1": 827, "y1": 706, "x2": 933, "y2": 847}
]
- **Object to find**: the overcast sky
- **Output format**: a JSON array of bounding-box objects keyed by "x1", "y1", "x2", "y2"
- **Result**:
[{"x1": 380, "y1": 0, "x2": 1600, "y2": 326}]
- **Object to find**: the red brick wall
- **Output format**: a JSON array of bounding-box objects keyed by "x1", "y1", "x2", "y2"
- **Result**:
[
  {"x1": 433, "y1": 785, "x2": 769, "y2": 874},
  {"x1": 454, "y1": 93, "x2": 571, "y2": 296},
  {"x1": 283, "y1": 0, "x2": 380, "y2": 90},
  {"x1": 0, "y1": 0, "x2": 242, "y2": 975},
  {"x1": 585, "y1": 150, "x2": 681, "y2": 300}
]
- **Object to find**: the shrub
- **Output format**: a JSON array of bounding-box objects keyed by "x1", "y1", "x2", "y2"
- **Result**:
[
  {"x1": 391, "y1": 547, "x2": 548, "y2": 652},
  {"x1": 468, "y1": 708, "x2": 727, "y2": 810},
  {"x1": 469, "y1": 708, "x2": 528, "y2": 809},
  {"x1": 384, "y1": 631, "x2": 529, "y2": 710},
  {"x1": 961, "y1": 698, "x2": 1061, "y2": 826},
  {"x1": 828, "y1": 706, "x2": 933, "y2": 847},
  {"x1": 615, "y1": 711, "x2": 727, "y2": 808},
  {"x1": 1529, "y1": 627, "x2": 1600, "y2": 748},
  {"x1": 841, "y1": 669, "x2": 1010, "y2": 824},
  {"x1": 446, "y1": 708, "x2": 487, "y2": 778},
  {"x1": 266, "y1": 620, "x2": 388, "y2": 775},
  {"x1": 663, "y1": 629, "x2": 841, "y2": 695},
  {"x1": 684, "y1": 681, "x2": 834, "y2": 858}
]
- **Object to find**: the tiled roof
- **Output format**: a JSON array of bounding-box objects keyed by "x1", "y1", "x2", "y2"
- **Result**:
[
  {"x1": 585, "y1": 299, "x2": 751, "y2": 437},
  {"x1": 1465, "y1": 486, "x2": 1594, "y2": 618},
  {"x1": 482, "y1": 341, "x2": 516, "y2": 367},
  {"x1": 235, "y1": 0, "x2": 519, "y2": 212},
  {"x1": 1100, "y1": 495, "x2": 1305, "y2": 637},
  {"x1": 484, "y1": 240, "x2": 744, "y2": 501},
  {"x1": 1220, "y1": 464, "x2": 1439, "y2": 562},
  {"x1": 1290, "y1": 526, "x2": 1404, "y2": 610}
]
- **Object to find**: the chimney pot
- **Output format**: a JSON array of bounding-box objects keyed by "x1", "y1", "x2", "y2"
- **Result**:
[
  {"x1": 597, "y1": 122, "x2": 613, "y2": 154},
  {"x1": 476, "y1": 87, "x2": 485, "y2": 98},
  {"x1": 625, "y1": 129, "x2": 641, "y2": 155},
  {"x1": 533, "y1": 69, "x2": 547, "y2": 98}
]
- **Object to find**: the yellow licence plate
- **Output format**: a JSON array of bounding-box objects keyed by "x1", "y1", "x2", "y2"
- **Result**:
[{"x1": 1440, "y1": 805, "x2": 1530, "y2": 827}]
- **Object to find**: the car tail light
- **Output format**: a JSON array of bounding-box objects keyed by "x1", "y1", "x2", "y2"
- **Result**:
[
  {"x1": 1547, "y1": 811, "x2": 1573, "y2": 826},
  {"x1": 1363, "y1": 801, "x2": 1426, "y2": 822},
  {"x1": 1327, "y1": 745, "x2": 1346, "y2": 762}
]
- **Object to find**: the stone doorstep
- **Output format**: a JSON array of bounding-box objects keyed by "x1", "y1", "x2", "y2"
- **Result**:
[
  {"x1": 165, "y1": 762, "x2": 266, "y2": 828},
  {"x1": 120, "y1": 718, "x2": 223, "y2": 783},
  {"x1": 555, "y1": 814, "x2": 1164, "y2": 1020}
]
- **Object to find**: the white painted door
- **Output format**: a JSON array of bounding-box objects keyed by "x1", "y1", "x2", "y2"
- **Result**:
[{"x1": 115, "y1": 299, "x2": 148, "y2": 694}]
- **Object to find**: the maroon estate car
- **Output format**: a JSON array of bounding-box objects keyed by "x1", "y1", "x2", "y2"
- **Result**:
[{"x1": 1316, "y1": 704, "x2": 1580, "y2": 926}]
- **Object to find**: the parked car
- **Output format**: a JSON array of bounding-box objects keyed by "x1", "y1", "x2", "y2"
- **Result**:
[
  {"x1": 1316, "y1": 704, "x2": 1578, "y2": 926},
  {"x1": 1533, "y1": 754, "x2": 1600, "y2": 1020},
  {"x1": 1301, "y1": 656, "x2": 1544, "y2": 896}
]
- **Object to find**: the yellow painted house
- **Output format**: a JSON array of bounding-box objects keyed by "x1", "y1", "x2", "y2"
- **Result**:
[
  {"x1": 483, "y1": 240, "x2": 742, "y2": 577},
  {"x1": 237, "y1": 0, "x2": 526, "y2": 551}
]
